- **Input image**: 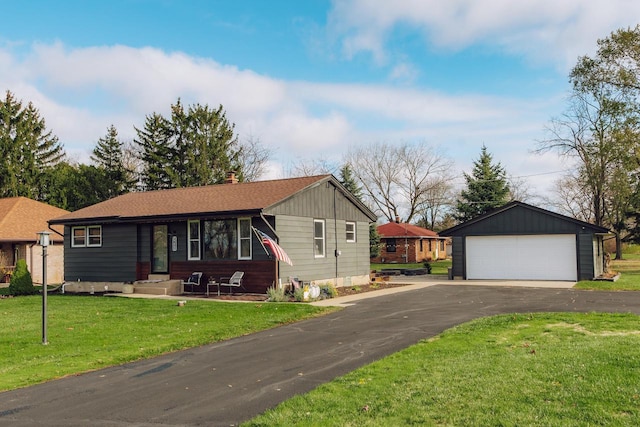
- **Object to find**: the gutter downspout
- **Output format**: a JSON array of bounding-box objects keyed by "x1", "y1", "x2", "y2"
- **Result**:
[
  {"x1": 259, "y1": 211, "x2": 280, "y2": 287},
  {"x1": 259, "y1": 212, "x2": 278, "y2": 237},
  {"x1": 334, "y1": 185, "x2": 338, "y2": 279},
  {"x1": 47, "y1": 224, "x2": 65, "y2": 292}
]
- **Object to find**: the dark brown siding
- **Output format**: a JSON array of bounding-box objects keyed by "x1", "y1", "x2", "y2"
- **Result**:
[{"x1": 168, "y1": 260, "x2": 277, "y2": 293}]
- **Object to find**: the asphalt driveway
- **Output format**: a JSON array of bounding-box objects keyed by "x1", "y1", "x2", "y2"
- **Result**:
[{"x1": 1, "y1": 285, "x2": 640, "y2": 426}]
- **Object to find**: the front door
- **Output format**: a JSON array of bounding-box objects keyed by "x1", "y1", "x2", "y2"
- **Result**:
[{"x1": 152, "y1": 225, "x2": 169, "y2": 273}]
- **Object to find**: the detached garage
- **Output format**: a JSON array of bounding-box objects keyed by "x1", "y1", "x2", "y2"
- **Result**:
[{"x1": 442, "y1": 201, "x2": 610, "y2": 282}]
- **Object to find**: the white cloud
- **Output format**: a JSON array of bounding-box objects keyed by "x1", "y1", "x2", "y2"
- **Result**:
[
  {"x1": 388, "y1": 62, "x2": 419, "y2": 82},
  {"x1": 328, "y1": 0, "x2": 640, "y2": 70},
  {"x1": 0, "y1": 41, "x2": 563, "y2": 198}
]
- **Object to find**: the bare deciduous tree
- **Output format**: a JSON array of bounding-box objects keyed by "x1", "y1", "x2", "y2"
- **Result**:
[
  {"x1": 287, "y1": 157, "x2": 338, "y2": 177},
  {"x1": 237, "y1": 135, "x2": 273, "y2": 182},
  {"x1": 345, "y1": 141, "x2": 453, "y2": 223},
  {"x1": 544, "y1": 171, "x2": 594, "y2": 223},
  {"x1": 507, "y1": 174, "x2": 535, "y2": 203},
  {"x1": 121, "y1": 140, "x2": 143, "y2": 191},
  {"x1": 418, "y1": 172, "x2": 455, "y2": 230}
]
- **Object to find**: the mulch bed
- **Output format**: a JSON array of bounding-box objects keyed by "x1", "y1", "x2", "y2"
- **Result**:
[
  {"x1": 335, "y1": 281, "x2": 409, "y2": 296},
  {"x1": 188, "y1": 281, "x2": 410, "y2": 301}
]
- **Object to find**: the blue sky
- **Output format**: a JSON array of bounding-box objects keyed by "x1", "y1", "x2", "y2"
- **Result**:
[{"x1": 2, "y1": 0, "x2": 639, "y2": 203}]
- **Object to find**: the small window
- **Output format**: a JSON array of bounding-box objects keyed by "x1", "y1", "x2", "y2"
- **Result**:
[
  {"x1": 72, "y1": 226, "x2": 102, "y2": 247},
  {"x1": 314, "y1": 219, "x2": 325, "y2": 258},
  {"x1": 440, "y1": 240, "x2": 445, "y2": 251},
  {"x1": 87, "y1": 226, "x2": 102, "y2": 247},
  {"x1": 72, "y1": 227, "x2": 86, "y2": 247},
  {"x1": 346, "y1": 222, "x2": 356, "y2": 243},
  {"x1": 238, "y1": 218, "x2": 252, "y2": 260},
  {"x1": 188, "y1": 220, "x2": 200, "y2": 260},
  {"x1": 386, "y1": 238, "x2": 396, "y2": 253}
]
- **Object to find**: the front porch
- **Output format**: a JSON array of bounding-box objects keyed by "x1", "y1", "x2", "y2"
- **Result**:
[{"x1": 137, "y1": 260, "x2": 278, "y2": 294}]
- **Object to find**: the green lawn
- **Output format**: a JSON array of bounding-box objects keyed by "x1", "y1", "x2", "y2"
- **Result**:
[
  {"x1": 245, "y1": 312, "x2": 640, "y2": 426},
  {"x1": 0, "y1": 295, "x2": 336, "y2": 391},
  {"x1": 576, "y1": 252, "x2": 640, "y2": 290}
]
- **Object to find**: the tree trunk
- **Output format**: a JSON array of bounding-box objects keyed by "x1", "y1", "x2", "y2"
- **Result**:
[{"x1": 615, "y1": 231, "x2": 623, "y2": 260}]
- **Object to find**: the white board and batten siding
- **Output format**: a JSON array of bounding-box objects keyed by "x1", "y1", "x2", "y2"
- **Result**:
[{"x1": 465, "y1": 235, "x2": 577, "y2": 281}]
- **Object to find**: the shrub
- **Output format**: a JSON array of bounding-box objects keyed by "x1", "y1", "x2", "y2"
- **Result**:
[
  {"x1": 319, "y1": 283, "x2": 338, "y2": 299},
  {"x1": 266, "y1": 286, "x2": 288, "y2": 302},
  {"x1": 9, "y1": 260, "x2": 36, "y2": 296},
  {"x1": 293, "y1": 287, "x2": 305, "y2": 302},
  {"x1": 423, "y1": 261, "x2": 432, "y2": 274}
]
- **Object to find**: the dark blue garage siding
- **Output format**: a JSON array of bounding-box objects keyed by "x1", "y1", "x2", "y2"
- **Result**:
[{"x1": 442, "y1": 202, "x2": 609, "y2": 281}]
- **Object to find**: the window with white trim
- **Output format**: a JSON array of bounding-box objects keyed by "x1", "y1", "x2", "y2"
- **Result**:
[
  {"x1": 238, "y1": 218, "x2": 252, "y2": 260},
  {"x1": 188, "y1": 220, "x2": 201, "y2": 260},
  {"x1": 203, "y1": 219, "x2": 237, "y2": 259},
  {"x1": 346, "y1": 221, "x2": 356, "y2": 243},
  {"x1": 87, "y1": 225, "x2": 102, "y2": 247},
  {"x1": 314, "y1": 219, "x2": 325, "y2": 258},
  {"x1": 72, "y1": 225, "x2": 102, "y2": 247},
  {"x1": 72, "y1": 227, "x2": 85, "y2": 247}
]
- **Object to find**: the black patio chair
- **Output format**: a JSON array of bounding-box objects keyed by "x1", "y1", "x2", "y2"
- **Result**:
[{"x1": 183, "y1": 272, "x2": 203, "y2": 294}]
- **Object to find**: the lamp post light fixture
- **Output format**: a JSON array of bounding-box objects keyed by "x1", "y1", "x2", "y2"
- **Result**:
[{"x1": 37, "y1": 231, "x2": 51, "y2": 345}]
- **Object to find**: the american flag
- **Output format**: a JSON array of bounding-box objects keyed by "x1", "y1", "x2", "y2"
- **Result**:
[{"x1": 255, "y1": 228, "x2": 293, "y2": 266}]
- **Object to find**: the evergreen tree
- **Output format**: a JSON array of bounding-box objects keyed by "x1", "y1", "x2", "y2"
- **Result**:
[
  {"x1": 9, "y1": 259, "x2": 36, "y2": 296},
  {"x1": 339, "y1": 164, "x2": 363, "y2": 200},
  {"x1": 135, "y1": 99, "x2": 241, "y2": 190},
  {"x1": 40, "y1": 162, "x2": 113, "y2": 211},
  {"x1": 369, "y1": 223, "x2": 381, "y2": 258},
  {"x1": 91, "y1": 125, "x2": 136, "y2": 198},
  {"x1": 135, "y1": 113, "x2": 173, "y2": 190},
  {"x1": 454, "y1": 145, "x2": 510, "y2": 222},
  {"x1": 0, "y1": 91, "x2": 64, "y2": 199}
]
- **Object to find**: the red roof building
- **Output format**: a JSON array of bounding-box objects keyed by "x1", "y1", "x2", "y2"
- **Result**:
[{"x1": 373, "y1": 221, "x2": 448, "y2": 263}]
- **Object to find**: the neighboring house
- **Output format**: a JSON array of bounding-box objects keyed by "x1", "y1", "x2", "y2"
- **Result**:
[
  {"x1": 49, "y1": 174, "x2": 378, "y2": 293},
  {"x1": 0, "y1": 197, "x2": 68, "y2": 284},
  {"x1": 441, "y1": 201, "x2": 610, "y2": 281},
  {"x1": 372, "y1": 221, "x2": 448, "y2": 263}
]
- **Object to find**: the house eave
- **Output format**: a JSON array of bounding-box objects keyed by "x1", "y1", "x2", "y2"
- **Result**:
[{"x1": 50, "y1": 209, "x2": 265, "y2": 226}]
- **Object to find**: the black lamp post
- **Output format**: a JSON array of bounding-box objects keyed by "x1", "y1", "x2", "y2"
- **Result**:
[{"x1": 37, "y1": 231, "x2": 50, "y2": 345}]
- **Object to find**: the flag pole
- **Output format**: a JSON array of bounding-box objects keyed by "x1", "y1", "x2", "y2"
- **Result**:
[{"x1": 252, "y1": 226, "x2": 271, "y2": 258}]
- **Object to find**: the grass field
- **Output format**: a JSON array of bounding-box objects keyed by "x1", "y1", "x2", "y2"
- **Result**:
[
  {"x1": 576, "y1": 250, "x2": 640, "y2": 290},
  {"x1": 0, "y1": 295, "x2": 336, "y2": 391},
  {"x1": 245, "y1": 312, "x2": 640, "y2": 426}
]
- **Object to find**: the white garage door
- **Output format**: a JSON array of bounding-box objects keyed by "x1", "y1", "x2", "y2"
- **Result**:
[{"x1": 466, "y1": 235, "x2": 577, "y2": 281}]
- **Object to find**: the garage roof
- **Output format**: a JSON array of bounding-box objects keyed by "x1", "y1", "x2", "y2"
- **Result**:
[{"x1": 440, "y1": 201, "x2": 610, "y2": 236}]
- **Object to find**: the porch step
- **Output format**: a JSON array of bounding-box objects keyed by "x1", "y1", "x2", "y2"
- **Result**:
[{"x1": 133, "y1": 279, "x2": 182, "y2": 296}]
